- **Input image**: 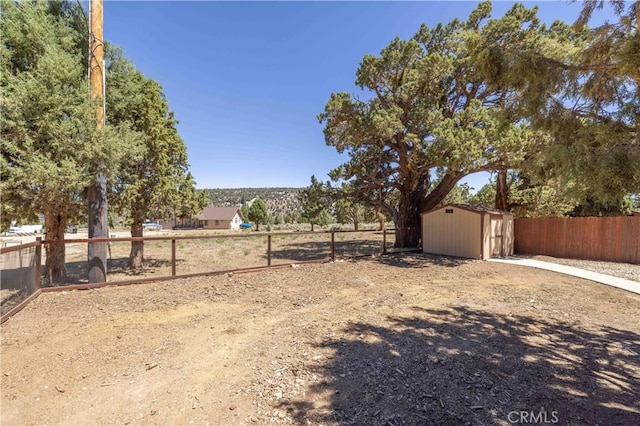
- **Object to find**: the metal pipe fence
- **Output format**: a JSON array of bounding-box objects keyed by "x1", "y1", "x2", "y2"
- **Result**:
[
  {"x1": 1, "y1": 229, "x2": 397, "y2": 323},
  {"x1": 1, "y1": 239, "x2": 42, "y2": 320}
]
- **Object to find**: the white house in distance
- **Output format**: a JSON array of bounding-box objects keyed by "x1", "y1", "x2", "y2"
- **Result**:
[{"x1": 197, "y1": 206, "x2": 245, "y2": 230}]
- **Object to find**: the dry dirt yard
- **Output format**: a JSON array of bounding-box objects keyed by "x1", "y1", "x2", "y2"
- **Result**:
[{"x1": 1, "y1": 253, "x2": 639, "y2": 425}]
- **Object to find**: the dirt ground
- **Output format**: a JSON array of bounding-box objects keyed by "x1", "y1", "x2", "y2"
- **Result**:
[{"x1": 1, "y1": 253, "x2": 639, "y2": 425}]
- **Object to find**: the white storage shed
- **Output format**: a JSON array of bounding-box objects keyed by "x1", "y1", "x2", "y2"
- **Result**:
[{"x1": 421, "y1": 204, "x2": 514, "y2": 260}]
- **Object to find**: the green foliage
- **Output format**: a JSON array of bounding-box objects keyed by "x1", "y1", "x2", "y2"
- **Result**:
[
  {"x1": 474, "y1": 1, "x2": 640, "y2": 212},
  {"x1": 570, "y1": 195, "x2": 635, "y2": 217},
  {"x1": 1, "y1": 0, "x2": 89, "y2": 227},
  {"x1": 442, "y1": 183, "x2": 473, "y2": 206},
  {"x1": 248, "y1": 198, "x2": 269, "y2": 230},
  {"x1": 105, "y1": 47, "x2": 203, "y2": 236},
  {"x1": 283, "y1": 211, "x2": 299, "y2": 224},
  {"x1": 0, "y1": 0, "x2": 145, "y2": 276},
  {"x1": 318, "y1": 2, "x2": 551, "y2": 246},
  {"x1": 469, "y1": 173, "x2": 576, "y2": 218},
  {"x1": 568, "y1": 0, "x2": 640, "y2": 205},
  {"x1": 468, "y1": 184, "x2": 496, "y2": 209},
  {"x1": 0, "y1": 0, "x2": 138, "y2": 230},
  {"x1": 1, "y1": 1, "x2": 201, "y2": 274},
  {"x1": 331, "y1": 181, "x2": 377, "y2": 230},
  {"x1": 240, "y1": 203, "x2": 249, "y2": 221},
  {"x1": 333, "y1": 198, "x2": 363, "y2": 227},
  {"x1": 299, "y1": 176, "x2": 332, "y2": 231},
  {"x1": 316, "y1": 208, "x2": 333, "y2": 229},
  {"x1": 167, "y1": 172, "x2": 208, "y2": 221},
  {"x1": 203, "y1": 187, "x2": 302, "y2": 220}
]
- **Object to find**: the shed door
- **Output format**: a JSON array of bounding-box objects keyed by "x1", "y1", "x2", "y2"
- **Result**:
[{"x1": 490, "y1": 216, "x2": 503, "y2": 257}]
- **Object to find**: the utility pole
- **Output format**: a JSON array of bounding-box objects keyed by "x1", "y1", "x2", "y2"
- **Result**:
[{"x1": 88, "y1": 0, "x2": 108, "y2": 282}]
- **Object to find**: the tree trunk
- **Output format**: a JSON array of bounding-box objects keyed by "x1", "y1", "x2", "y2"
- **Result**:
[
  {"x1": 44, "y1": 212, "x2": 67, "y2": 283},
  {"x1": 353, "y1": 215, "x2": 359, "y2": 231},
  {"x1": 377, "y1": 212, "x2": 386, "y2": 231},
  {"x1": 394, "y1": 193, "x2": 422, "y2": 248},
  {"x1": 129, "y1": 220, "x2": 144, "y2": 269},
  {"x1": 495, "y1": 169, "x2": 509, "y2": 211},
  {"x1": 400, "y1": 173, "x2": 460, "y2": 248},
  {"x1": 394, "y1": 177, "x2": 430, "y2": 248},
  {"x1": 310, "y1": 223, "x2": 315, "y2": 232},
  {"x1": 421, "y1": 174, "x2": 460, "y2": 212}
]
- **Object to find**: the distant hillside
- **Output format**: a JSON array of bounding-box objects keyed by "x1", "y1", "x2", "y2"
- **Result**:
[{"x1": 202, "y1": 187, "x2": 302, "y2": 221}]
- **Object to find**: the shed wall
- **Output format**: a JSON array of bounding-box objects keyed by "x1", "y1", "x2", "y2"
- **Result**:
[
  {"x1": 504, "y1": 215, "x2": 515, "y2": 256},
  {"x1": 482, "y1": 213, "x2": 492, "y2": 259},
  {"x1": 490, "y1": 215, "x2": 503, "y2": 257},
  {"x1": 422, "y1": 207, "x2": 482, "y2": 259}
]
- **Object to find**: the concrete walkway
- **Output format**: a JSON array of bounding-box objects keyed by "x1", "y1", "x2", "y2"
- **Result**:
[{"x1": 488, "y1": 257, "x2": 640, "y2": 295}]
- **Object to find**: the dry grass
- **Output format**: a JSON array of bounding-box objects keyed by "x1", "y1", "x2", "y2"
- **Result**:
[{"x1": 50, "y1": 229, "x2": 395, "y2": 285}]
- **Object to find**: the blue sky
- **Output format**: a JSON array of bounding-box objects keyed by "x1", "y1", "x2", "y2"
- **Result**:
[{"x1": 103, "y1": 1, "x2": 612, "y2": 190}]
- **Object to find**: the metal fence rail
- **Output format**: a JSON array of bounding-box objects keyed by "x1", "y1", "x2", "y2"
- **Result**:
[
  {"x1": 1, "y1": 229, "x2": 398, "y2": 323},
  {"x1": 1, "y1": 239, "x2": 42, "y2": 319}
]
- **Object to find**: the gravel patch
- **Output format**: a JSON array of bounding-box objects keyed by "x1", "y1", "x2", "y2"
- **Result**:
[{"x1": 530, "y1": 255, "x2": 640, "y2": 282}]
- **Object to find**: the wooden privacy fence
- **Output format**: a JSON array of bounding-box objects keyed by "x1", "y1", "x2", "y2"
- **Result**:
[{"x1": 514, "y1": 216, "x2": 640, "y2": 264}]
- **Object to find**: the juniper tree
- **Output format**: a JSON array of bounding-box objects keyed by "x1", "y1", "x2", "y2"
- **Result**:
[
  {"x1": 299, "y1": 176, "x2": 332, "y2": 231},
  {"x1": 105, "y1": 48, "x2": 205, "y2": 267},
  {"x1": 319, "y1": 2, "x2": 553, "y2": 246},
  {"x1": 248, "y1": 198, "x2": 268, "y2": 231},
  {"x1": 0, "y1": 0, "x2": 138, "y2": 279},
  {"x1": 471, "y1": 0, "x2": 640, "y2": 214}
]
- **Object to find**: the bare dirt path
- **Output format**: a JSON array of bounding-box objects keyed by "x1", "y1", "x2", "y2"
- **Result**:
[{"x1": 1, "y1": 254, "x2": 639, "y2": 425}]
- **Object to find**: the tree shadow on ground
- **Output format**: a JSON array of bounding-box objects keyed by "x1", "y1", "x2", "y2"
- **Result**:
[
  {"x1": 106, "y1": 257, "x2": 174, "y2": 275},
  {"x1": 46, "y1": 257, "x2": 176, "y2": 286},
  {"x1": 377, "y1": 252, "x2": 471, "y2": 268},
  {"x1": 1, "y1": 264, "x2": 39, "y2": 316},
  {"x1": 267, "y1": 240, "x2": 385, "y2": 263},
  {"x1": 279, "y1": 306, "x2": 640, "y2": 425}
]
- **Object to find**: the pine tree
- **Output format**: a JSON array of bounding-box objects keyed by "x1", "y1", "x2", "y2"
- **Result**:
[
  {"x1": 0, "y1": 0, "x2": 138, "y2": 279},
  {"x1": 248, "y1": 198, "x2": 268, "y2": 231}
]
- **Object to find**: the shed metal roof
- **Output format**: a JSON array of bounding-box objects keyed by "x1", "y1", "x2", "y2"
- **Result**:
[{"x1": 420, "y1": 203, "x2": 512, "y2": 216}]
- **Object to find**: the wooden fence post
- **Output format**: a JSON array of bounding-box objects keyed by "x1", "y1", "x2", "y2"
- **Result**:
[
  {"x1": 382, "y1": 228, "x2": 387, "y2": 254},
  {"x1": 35, "y1": 237, "x2": 42, "y2": 290},
  {"x1": 331, "y1": 232, "x2": 335, "y2": 261},
  {"x1": 171, "y1": 239, "x2": 176, "y2": 276},
  {"x1": 267, "y1": 235, "x2": 272, "y2": 266}
]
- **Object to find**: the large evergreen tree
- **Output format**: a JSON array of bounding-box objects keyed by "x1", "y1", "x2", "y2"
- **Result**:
[
  {"x1": 0, "y1": 0, "x2": 137, "y2": 279},
  {"x1": 105, "y1": 48, "x2": 204, "y2": 267},
  {"x1": 1, "y1": 1, "x2": 201, "y2": 278},
  {"x1": 472, "y1": 1, "x2": 639, "y2": 214},
  {"x1": 319, "y1": 2, "x2": 554, "y2": 247}
]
